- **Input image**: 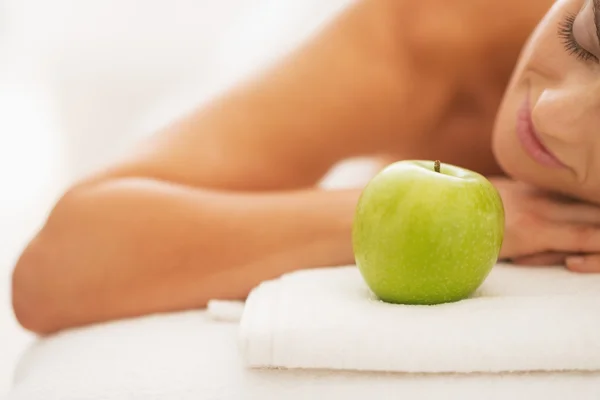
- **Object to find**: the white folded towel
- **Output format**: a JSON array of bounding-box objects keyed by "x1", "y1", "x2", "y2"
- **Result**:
[{"x1": 238, "y1": 264, "x2": 600, "y2": 374}]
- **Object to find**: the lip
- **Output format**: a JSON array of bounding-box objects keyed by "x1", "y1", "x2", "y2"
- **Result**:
[{"x1": 516, "y1": 96, "x2": 565, "y2": 168}]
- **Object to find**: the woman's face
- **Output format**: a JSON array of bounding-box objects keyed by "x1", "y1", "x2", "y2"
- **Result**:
[{"x1": 493, "y1": 0, "x2": 600, "y2": 203}]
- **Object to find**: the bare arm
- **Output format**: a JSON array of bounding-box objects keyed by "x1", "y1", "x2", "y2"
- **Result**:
[
  {"x1": 14, "y1": 181, "x2": 361, "y2": 332},
  {"x1": 11, "y1": 0, "x2": 455, "y2": 334}
]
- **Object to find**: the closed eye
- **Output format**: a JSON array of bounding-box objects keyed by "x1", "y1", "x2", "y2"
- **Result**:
[{"x1": 558, "y1": 13, "x2": 599, "y2": 63}]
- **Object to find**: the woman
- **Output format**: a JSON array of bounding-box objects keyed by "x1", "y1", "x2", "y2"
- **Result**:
[{"x1": 12, "y1": 0, "x2": 600, "y2": 334}]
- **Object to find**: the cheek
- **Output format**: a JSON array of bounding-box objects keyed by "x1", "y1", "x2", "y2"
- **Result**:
[{"x1": 492, "y1": 1, "x2": 579, "y2": 174}]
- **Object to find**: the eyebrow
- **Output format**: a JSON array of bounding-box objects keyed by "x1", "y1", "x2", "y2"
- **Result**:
[{"x1": 594, "y1": 0, "x2": 600, "y2": 45}]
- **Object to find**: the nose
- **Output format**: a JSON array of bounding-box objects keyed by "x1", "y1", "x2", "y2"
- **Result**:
[{"x1": 533, "y1": 82, "x2": 600, "y2": 144}]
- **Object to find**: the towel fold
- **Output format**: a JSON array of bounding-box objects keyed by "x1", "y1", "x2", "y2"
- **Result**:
[{"x1": 238, "y1": 264, "x2": 600, "y2": 374}]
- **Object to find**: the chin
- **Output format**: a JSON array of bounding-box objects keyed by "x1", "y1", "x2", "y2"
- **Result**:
[
  {"x1": 493, "y1": 133, "x2": 592, "y2": 202},
  {"x1": 493, "y1": 136, "x2": 535, "y2": 183}
]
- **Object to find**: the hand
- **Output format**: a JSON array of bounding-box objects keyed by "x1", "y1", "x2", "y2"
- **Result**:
[{"x1": 490, "y1": 177, "x2": 600, "y2": 272}]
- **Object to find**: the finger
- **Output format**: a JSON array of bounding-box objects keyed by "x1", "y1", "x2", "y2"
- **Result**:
[
  {"x1": 536, "y1": 221, "x2": 600, "y2": 253},
  {"x1": 511, "y1": 252, "x2": 568, "y2": 266},
  {"x1": 566, "y1": 255, "x2": 600, "y2": 273},
  {"x1": 538, "y1": 200, "x2": 600, "y2": 224}
]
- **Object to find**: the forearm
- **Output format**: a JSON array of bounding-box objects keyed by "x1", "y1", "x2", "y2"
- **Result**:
[{"x1": 12, "y1": 179, "x2": 360, "y2": 333}]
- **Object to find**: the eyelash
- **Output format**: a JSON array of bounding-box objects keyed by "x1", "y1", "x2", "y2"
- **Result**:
[{"x1": 557, "y1": 13, "x2": 599, "y2": 63}]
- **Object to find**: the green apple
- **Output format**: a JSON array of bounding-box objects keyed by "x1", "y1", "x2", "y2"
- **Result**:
[{"x1": 352, "y1": 160, "x2": 504, "y2": 305}]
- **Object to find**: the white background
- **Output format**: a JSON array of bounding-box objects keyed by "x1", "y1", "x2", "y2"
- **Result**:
[{"x1": 0, "y1": 0, "x2": 355, "y2": 394}]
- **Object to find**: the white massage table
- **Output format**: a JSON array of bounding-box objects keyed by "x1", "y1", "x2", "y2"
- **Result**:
[{"x1": 4, "y1": 310, "x2": 599, "y2": 400}]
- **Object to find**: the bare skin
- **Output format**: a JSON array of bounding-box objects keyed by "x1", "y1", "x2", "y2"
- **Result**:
[{"x1": 15, "y1": 0, "x2": 598, "y2": 334}]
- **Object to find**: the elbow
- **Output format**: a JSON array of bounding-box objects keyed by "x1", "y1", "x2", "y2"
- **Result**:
[
  {"x1": 11, "y1": 187, "x2": 91, "y2": 335},
  {"x1": 12, "y1": 238, "x2": 65, "y2": 335}
]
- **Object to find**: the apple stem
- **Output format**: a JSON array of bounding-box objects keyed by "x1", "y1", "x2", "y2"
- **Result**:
[{"x1": 434, "y1": 160, "x2": 441, "y2": 173}]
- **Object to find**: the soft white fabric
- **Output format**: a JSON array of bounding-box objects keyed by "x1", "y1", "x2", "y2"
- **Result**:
[
  {"x1": 207, "y1": 300, "x2": 246, "y2": 322},
  {"x1": 239, "y1": 264, "x2": 600, "y2": 374},
  {"x1": 6, "y1": 310, "x2": 600, "y2": 400}
]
